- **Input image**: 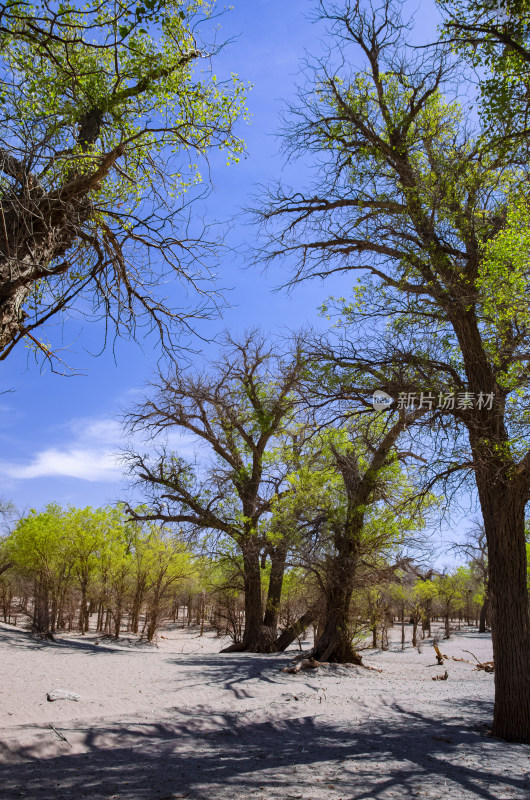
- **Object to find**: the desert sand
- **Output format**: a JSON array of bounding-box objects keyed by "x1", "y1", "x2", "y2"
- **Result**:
[{"x1": 0, "y1": 620, "x2": 528, "y2": 799}]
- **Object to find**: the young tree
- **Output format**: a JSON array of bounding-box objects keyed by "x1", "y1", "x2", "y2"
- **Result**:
[
  {"x1": 0, "y1": 0, "x2": 247, "y2": 364},
  {"x1": 141, "y1": 527, "x2": 193, "y2": 642},
  {"x1": 7, "y1": 503, "x2": 70, "y2": 633},
  {"x1": 125, "y1": 331, "x2": 308, "y2": 652},
  {"x1": 453, "y1": 522, "x2": 490, "y2": 632},
  {"x1": 434, "y1": 571, "x2": 464, "y2": 639},
  {"x1": 64, "y1": 506, "x2": 111, "y2": 633},
  {"x1": 259, "y1": 0, "x2": 530, "y2": 741}
]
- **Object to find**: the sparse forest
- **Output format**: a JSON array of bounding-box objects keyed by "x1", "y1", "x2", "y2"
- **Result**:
[{"x1": 0, "y1": 1, "x2": 529, "y2": 796}]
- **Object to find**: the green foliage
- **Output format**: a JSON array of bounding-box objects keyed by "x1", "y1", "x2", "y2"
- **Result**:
[
  {"x1": 5, "y1": 503, "x2": 195, "y2": 636},
  {"x1": 439, "y1": 0, "x2": 530, "y2": 127}
]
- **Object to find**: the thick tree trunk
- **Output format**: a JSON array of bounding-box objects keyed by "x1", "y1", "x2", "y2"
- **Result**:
[
  {"x1": 147, "y1": 607, "x2": 159, "y2": 642},
  {"x1": 312, "y1": 543, "x2": 361, "y2": 664},
  {"x1": 453, "y1": 315, "x2": 530, "y2": 741},
  {"x1": 239, "y1": 541, "x2": 277, "y2": 652},
  {"x1": 477, "y1": 482, "x2": 530, "y2": 742}
]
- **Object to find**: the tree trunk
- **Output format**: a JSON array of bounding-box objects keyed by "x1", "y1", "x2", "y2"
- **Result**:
[
  {"x1": 147, "y1": 602, "x2": 160, "y2": 642},
  {"x1": 240, "y1": 540, "x2": 276, "y2": 652},
  {"x1": 79, "y1": 586, "x2": 88, "y2": 634},
  {"x1": 33, "y1": 574, "x2": 51, "y2": 633},
  {"x1": 479, "y1": 591, "x2": 489, "y2": 634},
  {"x1": 477, "y1": 481, "x2": 530, "y2": 742},
  {"x1": 451, "y1": 316, "x2": 530, "y2": 740},
  {"x1": 262, "y1": 543, "x2": 287, "y2": 636},
  {"x1": 114, "y1": 602, "x2": 122, "y2": 639},
  {"x1": 312, "y1": 543, "x2": 361, "y2": 664},
  {"x1": 275, "y1": 603, "x2": 320, "y2": 652},
  {"x1": 412, "y1": 615, "x2": 418, "y2": 647},
  {"x1": 131, "y1": 584, "x2": 146, "y2": 634}
]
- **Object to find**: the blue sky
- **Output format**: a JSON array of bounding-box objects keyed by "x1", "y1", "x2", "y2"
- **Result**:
[{"x1": 0, "y1": 0, "x2": 461, "y2": 548}]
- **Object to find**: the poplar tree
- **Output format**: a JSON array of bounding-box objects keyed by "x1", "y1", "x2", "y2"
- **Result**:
[{"x1": 259, "y1": 0, "x2": 530, "y2": 742}]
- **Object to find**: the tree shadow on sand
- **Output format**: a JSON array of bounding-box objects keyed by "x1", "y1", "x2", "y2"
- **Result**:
[
  {"x1": 0, "y1": 624, "x2": 155, "y2": 655},
  {"x1": 0, "y1": 698, "x2": 527, "y2": 800}
]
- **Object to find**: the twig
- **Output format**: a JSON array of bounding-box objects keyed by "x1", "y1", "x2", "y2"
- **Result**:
[
  {"x1": 49, "y1": 723, "x2": 70, "y2": 744},
  {"x1": 462, "y1": 649, "x2": 481, "y2": 663},
  {"x1": 462, "y1": 650, "x2": 494, "y2": 672}
]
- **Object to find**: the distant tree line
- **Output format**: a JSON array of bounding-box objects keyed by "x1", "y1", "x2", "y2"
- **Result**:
[{"x1": 0, "y1": 502, "x2": 496, "y2": 652}]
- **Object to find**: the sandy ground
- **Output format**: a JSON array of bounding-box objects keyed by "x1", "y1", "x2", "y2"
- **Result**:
[{"x1": 0, "y1": 620, "x2": 528, "y2": 800}]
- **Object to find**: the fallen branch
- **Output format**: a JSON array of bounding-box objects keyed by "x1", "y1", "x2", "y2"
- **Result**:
[
  {"x1": 282, "y1": 661, "x2": 302, "y2": 674},
  {"x1": 360, "y1": 663, "x2": 383, "y2": 673},
  {"x1": 275, "y1": 604, "x2": 319, "y2": 652},
  {"x1": 462, "y1": 649, "x2": 495, "y2": 673},
  {"x1": 282, "y1": 656, "x2": 382, "y2": 674},
  {"x1": 282, "y1": 657, "x2": 320, "y2": 674}
]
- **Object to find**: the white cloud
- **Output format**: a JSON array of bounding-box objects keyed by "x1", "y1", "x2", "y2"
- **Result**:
[
  {"x1": 0, "y1": 414, "x2": 201, "y2": 483},
  {"x1": 4, "y1": 448, "x2": 122, "y2": 482}
]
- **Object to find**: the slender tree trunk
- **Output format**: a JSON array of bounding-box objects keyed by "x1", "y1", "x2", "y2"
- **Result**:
[
  {"x1": 96, "y1": 601, "x2": 104, "y2": 632},
  {"x1": 79, "y1": 586, "x2": 88, "y2": 634},
  {"x1": 131, "y1": 584, "x2": 146, "y2": 634},
  {"x1": 479, "y1": 590, "x2": 489, "y2": 634},
  {"x1": 114, "y1": 602, "x2": 122, "y2": 638},
  {"x1": 50, "y1": 594, "x2": 57, "y2": 634},
  {"x1": 33, "y1": 574, "x2": 51, "y2": 633},
  {"x1": 412, "y1": 614, "x2": 418, "y2": 647},
  {"x1": 275, "y1": 603, "x2": 320, "y2": 651},
  {"x1": 262, "y1": 543, "x2": 287, "y2": 637}
]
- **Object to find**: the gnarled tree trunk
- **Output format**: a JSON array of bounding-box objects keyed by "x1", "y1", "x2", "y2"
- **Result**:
[{"x1": 312, "y1": 538, "x2": 362, "y2": 664}]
